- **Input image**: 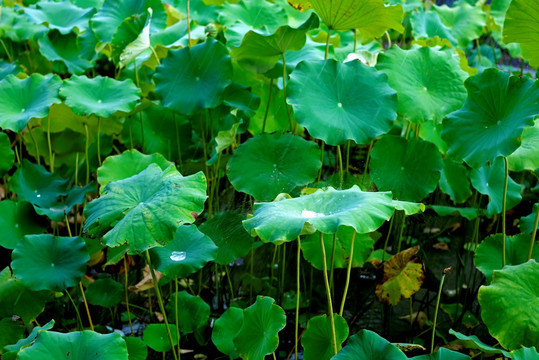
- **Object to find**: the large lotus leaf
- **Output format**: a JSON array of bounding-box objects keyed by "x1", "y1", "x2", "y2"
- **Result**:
[
  {"x1": 2, "y1": 320, "x2": 55, "y2": 359},
  {"x1": 432, "y1": 3, "x2": 486, "y2": 48},
  {"x1": 166, "y1": 291, "x2": 210, "y2": 334},
  {"x1": 302, "y1": 314, "x2": 349, "y2": 360},
  {"x1": 507, "y1": 119, "x2": 539, "y2": 172},
  {"x1": 143, "y1": 324, "x2": 178, "y2": 352},
  {"x1": 44, "y1": 103, "x2": 121, "y2": 135},
  {"x1": 442, "y1": 68, "x2": 539, "y2": 168},
  {"x1": 410, "y1": 11, "x2": 456, "y2": 46},
  {"x1": 38, "y1": 31, "x2": 92, "y2": 75},
  {"x1": 288, "y1": 59, "x2": 397, "y2": 146},
  {"x1": 227, "y1": 133, "x2": 321, "y2": 201},
  {"x1": 301, "y1": 227, "x2": 374, "y2": 270},
  {"x1": 370, "y1": 136, "x2": 443, "y2": 201},
  {"x1": 85, "y1": 278, "x2": 123, "y2": 307},
  {"x1": 243, "y1": 186, "x2": 395, "y2": 243},
  {"x1": 375, "y1": 46, "x2": 467, "y2": 124},
  {"x1": 211, "y1": 307, "x2": 243, "y2": 359},
  {"x1": 332, "y1": 329, "x2": 407, "y2": 360},
  {"x1": 60, "y1": 75, "x2": 140, "y2": 117},
  {"x1": 97, "y1": 149, "x2": 172, "y2": 191},
  {"x1": 448, "y1": 329, "x2": 511, "y2": 356},
  {"x1": 0, "y1": 132, "x2": 14, "y2": 175},
  {"x1": 233, "y1": 296, "x2": 286, "y2": 360},
  {"x1": 17, "y1": 330, "x2": 128, "y2": 360},
  {"x1": 0, "y1": 268, "x2": 50, "y2": 325},
  {"x1": 0, "y1": 7, "x2": 48, "y2": 42},
  {"x1": 149, "y1": 224, "x2": 217, "y2": 278},
  {"x1": 410, "y1": 347, "x2": 471, "y2": 360},
  {"x1": 503, "y1": 0, "x2": 539, "y2": 68},
  {"x1": 12, "y1": 235, "x2": 89, "y2": 292},
  {"x1": 0, "y1": 74, "x2": 62, "y2": 133},
  {"x1": 511, "y1": 347, "x2": 539, "y2": 360},
  {"x1": 375, "y1": 246, "x2": 425, "y2": 306},
  {"x1": 439, "y1": 158, "x2": 472, "y2": 204},
  {"x1": 475, "y1": 233, "x2": 538, "y2": 283},
  {"x1": 22, "y1": 1, "x2": 94, "y2": 34},
  {"x1": 153, "y1": 39, "x2": 232, "y2": 116},
  {"x1": 91, "y1": 0, "x2": 166, "y2": 43},
  {"x1": 478, "y1": 260, "x2": 539, "y2": 350},
  {"x1": 0, "y1": 200, "x2": 45, "y2": 250},
  {"x1": 199, "y1": 211, "x2": 254, "y2": 265},
  {"x1": 470, "y1": 157, "x2": 522, "y2": 217},
  {"x1": 83, "y1": 164, "x2": 207, "y2": 253}
]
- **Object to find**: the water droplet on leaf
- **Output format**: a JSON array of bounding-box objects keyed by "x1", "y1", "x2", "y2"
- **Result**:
[{"x1": 170, "y1": 251, "x2": 186, "y2": 262}]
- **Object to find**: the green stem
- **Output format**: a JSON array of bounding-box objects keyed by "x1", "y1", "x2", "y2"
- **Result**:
[
  {"x1": 363, "y1": 140, "x2": 374, "y2": 175},
  {"x1": 84, "y1": 123, "x2": 90, "y2": 184},
  {"x1": 282, "y1": 54, "x2": 293, "y2": 133},
  {"x1": 318, "y1": 141, "x2": 325, "y2": 182},
  {"x1": 320, "y1": 232, "x2": 338, "y2": 355},
  {"x1": 262, "y1": 78, "x2": 274, "y2": 134},
  {"x1": 79, "y1": 282, "x2": 94, "y2": 331},
  {"x1": 329, "y1": 233, "x2": 337, "y2": 296},
  {"x1": 382, "y1": 216, "x2": 394, "y2": 262},
  {"x1": 186, "y1": 0, "x2": 191, "y2": 44},
  {"x1": 65, "y1": 289, "x2": 83, "y2": 330},
  {"x1": 339, "y1": 230, "x2": 356, "y2": 316},
  {"x1": 175, "y1": 278, "x2": 181, "y2": 357},
  {"x1": 337, "y1": 145, "x2": 343, "y2": 188},
  {"x1": 0, "y1": 39, "x2": 13, "y2": 61},
  {"x1": 431, "y1": 269, "x2": 449, "y2": 353},
  {"x1": 123, "y1": 256, "x2": 134, "y2": 336},
  {"x1": 224, "y1": 265, "x2": 235, "y2": 302},
  {"x1": 396, "y1": 211, "x2": 406, "y2": 253},
  {"x1": 145, "y1": 251, "x2": 179, "y2": 360},
  {"x1": 250, "y1": 247, "x2": 255, "y2": 303},
  {"x1": 129, "y1": 116, "x2": 134, "y2": 149},
  {"x1": 47, "y1": 118, "x2": 54, "y2": 172},
  {"x1": 27, "y1": 125, "x2": 40, "y2": 166},
  {"x1": 325, "y1": 28, "x2": 332, "y2": 60},
  {"x1": 502, "y1": 157, "x2": 508, "y2": 267},
  {"x1": 280, "y1": 243, "x2": 286, "y2": 303},
  {"x1": 97, "y1": 117, "x2": 102, "y2": 166},
  {"x1": 295, "y1": 237, "x2": 301, "y2": 360},
  {"x1": 345, "y1": 140, "x2": 351, "y2": 173},
  {"x1": 527, "y1": 203, "x2": 539, "y2": 260},
  {"x1": 174, "y1": 114, "x2": 183, "y2": 172}
]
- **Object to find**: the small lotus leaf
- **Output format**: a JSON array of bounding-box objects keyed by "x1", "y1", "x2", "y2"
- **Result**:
[
  {"x1": 507, "y1": 119, "x2": 539, "y2": 172},
  {"x1": 410, "y1": 11, "x2": 456, "y2": 46},
  {"x1": 110, "y1": 11, "x2": 148, "y2": 66},
  {"x1": 520, "y1": 204, "x2": 539, "y2": 234},
  {"x1": 448, "y1": 329, "x2": 511, "y2": 356},
  {"x1": 0, "y1": 74, "x2": 62, "y2": 133},
  {"x1": 429, "y1": 205, "x2": 479, "y2": 221},
  {"x1": 287, "y1": 59, "x2": 397, "y2": 146},
  {"x1": 442, "y1": 68, "x2": 539, "y2": 168},
  {"x1": 0, "y1": 200, "x2": 45, "y2": 250},
  {"x1": 503, "y1": 0, "x2": 539, "y2": 68},
  {"x1": 118, "y1": 9, "x2": 152, "y2": 68},
  {"x1": 302, "y1": 314, "x2": 349, "y2": 359},
  {"x1": 243, "y1": 186, "x2": 395, "y2": 243},
  {"x1": 375, "y1": 246, "x2": 425, "y2": 306},
  {"x1": 84, "y1": 164, "x2": 207, "y2": 253},
  {"x1": 0, "y1": 132, "x2": 14, "y2": 175},
  {"x1": 332, "y1": 329, "x2": 407, "y2": 360},
  {"x1": 0, "y1": 60, "x2": 22, "y2": 80},
  {"x1": 234, "y1": 296, "x2": 286, "y2": 360},
  {"x1": 12, "y1": 235, "x2": 89, "y2": 292},
  {"x1": 22, "y1": 2, "x2": 94, "y2": 34},
  {"x1": 370, "y1": 136, "x2": 443, "y2": 201},
  {"x1": 410, "y1": 347, "x2": 471, "y2": 360},
  {"x1": 226, "y1": 133, "x2": 321, "y2": 201},
  {"x1": 60, "y1": 75, "x2": 140, "y2": 117},
  {"x1": 85, "y1": 278, "x2": 123, "y2": 307},
  {"x1": 154, "y1": 39, "x2": 232, "y2": 115},
  {"x1": 478, "y1": 260, "x2": 539, "y2": 349},
  {"x1": 38, "y1": 31, "x2": 92, "y2": 75},
  {"x1": 392, "y1": 200, "x2": 426, "y2": 215},
  {"x1": 17, "y1": 330, "x2": 128, "y2": 360},
  {"x1": 124, "y1": 337, "x2": 147, "y2": 360},
  {"x1": 143, "y1": 324, "x2": 178, "y2": 352},
  {"x1": 439, "y1": 158, "x2": 472, "y2": 204},
  {"x1": 376, "y1": 46, "x2": 467, "y2": 124},
  {"x1": 166, "y1": 291, "x2": 210, "y2": 334},
  {"x1": 150, "y1": 224, "x2": 217, "y2": 278},
  {"x1": 212, "y1": 307, "x2": 243, "y2": 359},
  {"x1": 432, "y1": 3, "x2": 486, "y2": 48}
]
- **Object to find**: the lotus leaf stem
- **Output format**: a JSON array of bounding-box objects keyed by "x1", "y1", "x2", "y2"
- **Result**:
[
  {"x1": 47, "y1": 117, "x2": 53, "y2": 172},
  {"x1": 27, "y1": 125, "x2": 40, "y2": 166},
  {"x1": 84, "y1": 123, "x2": 90, "y2": 184},
  {"x1": 502, "y1": 157, "x2": 508, "y2": 267},
  {"x1": 65, "y1": 288, "x2": 83, "y2": 330},
  {"x1": 431, "y1": 268, "x2": 450, "y2": 353},
  {"x1": 124, "y1": 256, "x2": 134, "y2": 336},
  {"x1": 339, "y1": 230, "x2": 356, "y2": 316},
  {"x1": 320, "y1": 232, "x2": 338, "y2": 355},
  {"x1": 527, "y1": 203, "x2": 539, "y2": 260},
  {"x1": 79, "y1": 282, "x2": 94, "y2": 331},
  {"x1": 325, "y1": 28, "x2": 331, "y2": 60},
  {"x1": 282, "y1": 53, "x2": 293, "y2": 133},
  {"x1": 295, "y1": 237, "x2": 301, "y2": 360},
  {"x1": 262, "y1": 78, "x2": 273, "y2": 133},
  {"x1": 97, "y1": 117, "x2": 102, "y2": 166}
]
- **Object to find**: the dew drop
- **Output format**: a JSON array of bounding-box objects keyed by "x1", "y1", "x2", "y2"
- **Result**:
[
  {"x1": 497, "y1": 121, "x2": 501, "y2": 126},
  {"x1": 301, "y1": 210, "x2": 324, "y2": 218},
  {"x1": 196, "y1": 77, "x2": 200, "y2": 81},
  {"x1": 273, "y1": 164, "x2": 277, "y2": 169},
  {"x1": 97, "y1": 99, "x2": 102, "y2": 104},
  {"x1": 36, "y1": 194, "x2": 41, "y2": 198},
  {"x1": 15, "y1": 223, "x2": 19, "y2": 228},
  {"x1": 423, "y1": 87, "x2": 427, "y2": 91},
  {"x1": 400, "y1": 166, "x2": 405, "y2": 171},
  {"x1": 21, "y1": 108, "x2": 25, "y2": 113},
  {"x1": 337, "y1": 102, "x2": 343, "y2": 108},
  {"x1": 51, "y1": 263, "x2": 55, "y2": 267},
  {"x1": 170, "y1": 251, "x2": 186, "y2": 262}
]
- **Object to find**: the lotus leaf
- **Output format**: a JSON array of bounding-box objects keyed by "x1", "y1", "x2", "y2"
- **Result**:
[
  {"x1": 166, "y1": 291, "x2": 210, "y2": 334},
  {"x1": 0, "y1": 74, "x2": 62, "y2": 133},
  {"x1": 511, "y1": 347, "x2": 539, "y2": 360},
  {"x1": 143, "y1": 324, "x2": 178, "y2": 352},
  {"x1": 478, "y1": 260, "x2": 539, "y2": 349},
  {"x1": 520, "y1": 204, "x2": 539, "y2": 234},
  {"x1": 17, "y1": 330, "x2": 128, "y2": 360},
  {"x1": 0, "y1": 132, "x2": 14, "y2": 175},
  {"x1": 507, "y1": 119, "x2": 539, "y2": 172},
  {"x1": 38, "y1": 31, "x2": 92, "y2": 75},
  {"x1": 448, "y1": 329, "x2": 510, "y2": 356},
  {"x1": 243, "y1": 186, "x2": 395, "y2": 243},
  {"x1": 287, "y1": 59, "x2": 397, "y2": 146},
  {"x1": 234, "y1": 296, "x2": 286, "y2": 360},
  {"x1": 432, "y1": 3, "x2": 486, "y2": 48},
  {"x1": 302, "y1": 314, "x2": 349, "y2": 359},
  {"x1": 0, "y1": 317, "x2": 25, "y2": 352},
  {"x1": 84, "y1": 164, "x2": 207, "y2": 253},
  {"x1": 442, "y1": 68, "x2": 539, "y2": 168},
  {"x1": 85, "y1": 278, "x2": 123, "y2": 307},
  {"x1": 226, "y1": 132, "x2": 321, "y2": 201},
  {"x1": 110, "y1": 11, "x2": 148, "y2": 66},
  {"x1": 0, "y1": 60, "x2": 22, "y2": 80},
  {"x1": 429, "y1": 206, "x2": 479, "y2": 221},
  {"x1": 118, "y1": 9, "x2": 152, "y2": 68},
  {"x1": 0, "y1": 200, "x2": 45, "y2": 250},
  {"x1": 410, "y1": 11, "x2": 456, "y2": 46},
  {"x1": 22, "y1": 2, "x2": 94, "y2": 34},
  {"x1": 150, "y1": 224, "x2": 217, "y2": 278},
  {"x1": 410, "y1": 347, "x2": 471, "y2": 360},
  {"x1": 376, "y1": 46, "x2": 467, "y2": 124},
  {"x1": 503, "y1": 0, "x2": 539, "y2": 68},
  {"x1": 2, "y1": 320, "x2": 55, "y2": 359},
  {"x1": 439, "y1": 158, "x2": 472, "y2": 204},
  {"x1": 124, "y1": 337, "x2": 147, "y2": 360},
  {"x1": 370, "y1": 136, "x2": 443, "y2": 201},
  {"x1": 212, "y1": 307, "x2": 243, "y2": 359},
  {"x1": 153, "y1": 39, "x2": 232, "y2": 115},
  {"x1": 332, "y1": 329, "x2": 407, "y2": 360}
]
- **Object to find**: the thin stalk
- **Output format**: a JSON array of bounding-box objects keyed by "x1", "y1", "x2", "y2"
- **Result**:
[
  {"x1": 337, "y1": 145, "x2": 343, "y2": 188},
  {"x1": 431, "y1": 268, "x2": 450, "y2": 353},
  {"x1": 382, "y1": 216, "x2": 395, "y2": 262},
  {"x1": 345, "y1": 141, "x2": 351, "y2": 172},
  {"x1": 353, "y1": 29, "x2": 357, "y2": 53},
  {"x1": 363, "y1": 140, "x2": 374, "y2": 175},
  {"x1": 129, "y1": 116, "x2": 134, "y2": 149},
  {"x1": 250, "y1": 248, "x2": 254, "y2": 303},
  {"x1": 270, "y1": 244, "x2": 278, "y2": 291},
  {"x1": 27, "y1": 125, "x2": 40, "y2": 165},
  {"x1": 214, "y1": 263, "x2": 220, "y2": 310},
  {"x1": 65, "y1": 289, "x2": 83, "y2": 330},
  {"x1": 97, "y1": 117, "x2": 102, "y2": 166},
  {"x1": 475, "y1": 38, "x2": 482, "y2": 64},
  {"x1": 175, "y1": 279, "x2": 181, "y2": 357},
  {"x1": 262, "y1": 78, "x2": 274, "y2": 133},
  {"x1": 0, "y1": 39, "x2": 13, "y2": 61},
  {"x1": 139, "y1": 111, "x2": 145, "y2": 149},
  {"x1": 385, "y1": 31, "x2": 392, "y2": 48},
  {"x1": 280, "y1": 243, "x2": 286, "y2": 303},
  {"x1": 174, "y1": 114, "x2": 183, "y2": 172},
  {"x1": 329, "y1": 233, "x2": 337, "y2": 295},
  {"x1": 339, "y1": 230, "x2": 356, "y2": 316},
  {"x1": 295, "y1": 237, "x2": 301, "y2": 360},
  {"x1": 186, "y1": 0, "x2": 191, "y2": 44},
  {"x1": 145, "y1": 251, "x2": 179, "y2": 360},
  {"x1": 282, "y1": 54, "x2": 293, "y2": 133},
  {"x1": 84, "y1": 123, "x2": 90, "y2": 184},
  {"x1": 79, "y1": 282, "x2": 94, "y2": 331},
  {"x1": 123, "y1": 256, "x2": 134, "y2": 335},
  {"x1": 318, "y1": 141, "x2": 325, "y2": 182},
  {"x1": 224, "y1": 265, "x2": 235, "y2": 302},
  {"x1": 325, "y1": 28, "x2": 332, "y2": 60},
  {"x1": 396, "y1": 211, "x2": 406, "y2": 253},
  {"x1": 527, "y1": 204, "x2": 539, "y2": 260},
  {"x1": 320, "y1": 232, "x2": 338, "y2": 355},
  {"x1": 47, "y1": 118, "x2": 54, "y2": 172},
  {"x1": 502, "y1": 157, "x2": 508, "y2": 267}
]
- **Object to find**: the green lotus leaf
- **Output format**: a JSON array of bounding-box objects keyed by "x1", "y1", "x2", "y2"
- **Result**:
[
  {"x1": 199, "y1": 212, "x2": 254, "y2": 265},
  {"x1": 302, "y1": 314, "x2": 349, "y2": 359},
  {"x1": 439, "y1": 158, "x2": 472, "y2": 204},
  {"x1": 212, "y1": 307, "x2": 243, "y2": 359},
  {"x1": 510, "y1": 347, "x2": 539, "y2": 360},
  {"x1": 376, "y1": 46, "x2": 467, "y2": 124},
  {"x1": 475, "y1": 233, "x2": 538, "y2": 283},
  {"x1": 84, "y1": 164, "x2": 207, "y2": 253},
  {"x1": 503, "y1": 0, "x2": 539, "y2": 68},
  {"x1": 0, "y1": 317, "x2": 25, "y2": 352},
  {"x1": 0, "y1": 132, "x2": 14, "y2": 175},
  {"x1": 440, "y1": 303, "x2": 479, "y2": 329},
  {"x1": 227, "y1": 133, "x2": 321, "y2": 201},
  {"x1": 243, "y1": 186, "x2": 395, "y2": 243},
  {"x1": 442, "y1": 68, "x2": 539, "y2": 168},
  {"x1": 478, "y1": 260, "x2": 539, "y2": 350},
  {"x1": 0, "y1": 60, "x2": 22, "y2": 80},
  {"x1": 38, "y1": 30, "x2": 92, "y2": 75},
  {"x1": 370, "y1": 136, "x2": 443, "y2": 201},
  {"x1": 507, "y1": 119, "x2": 539, "y2": 172},
  {"x1": 223, "y1": 83, "x2": 261, "y2": 118},
  {"x1": 97, "y1": 149, "x2": 172, "y2": 191},
  {"x1": 0, "y1": 200, "x2": 45, "y2": 250},
  {"x1": 44, "y1": 103, "x2": 121, "y2": 135},
  {"x1": 154, "y1": 39, "x2": 232, "y2": 115},
  {"x1": 85, "y1": 278, "x2": 123, "y2": 307},
  {"x1": 470, "y1": 157, "x2": 522, "y2": 217},
  {"x1": 22, "y1": 1, "x2": 94, "y2": 34},
  {"x1": 234, "y1": 296, "x2": 286, "y2": 360},
  {"x1": 301, "y1": 227, "x2": 374, "y2": 270},
  {"x1": 428, "y1": 205, "x2": 479, "y2": 221},
  {"x1": 143, "y1": 324, "x2": 178, "y2": 352},
  {"x1": 118, "y1": 9, "x2": 152, "y2": 68},
  {"x1": 448, "y1": 328, "x2": 511, "y2": 356},
  {"x1": 332, "y1": 329, "x2": 407, "y2": 360},
  {"x1": 60, "y1": 75, "x2": 140, "y2": 117},
  {"x1": 12, "y1": 235, "x2": 89, "y2": 292},
  {"x1": 110, "y1": 11, "x2": 148, "y2": 66},
  {"x1": 288, "y1": 59, "x2": 397, "y2": 146},
  {"x1": 0, "y1": 7, "x2": 48, "y2": 42},
  {"x1": 410, "y1": 347, "x2": 471, "y2": 360},
  {"x1": 392, "y1": 200, "x2": 425, "y2": 215},
  {"x1": 150, "y1": 224, "x2": 217, "y2": 278},
  {"x1": 375, "y1": 246, "x2": 425, "y2": 306},
  {"x1": 2, "y1": 320, "x2": 55, "y2": 358},
  {"x1": 432, "y1": 3, "x2": 486, "y2": 48},
  {"x1": 410, "y1": 11, "x2": 456, "y2": 46},
  {"x1": 124, "y1": 337, "x2": 147, "y2": 360},
  {"x1": 0, "y1": 74, "x2": 62, "y2": 133},
  {"x1": 249, "y1": 78, "x2": 290, "y2": 135},
  {"x1": 91, "y1": 0, "x2": 166, "y2": 43},
  {"x1": 17, "y1": 330, "x2": 128, "y2": 360},
  {"x1": 166, "y1": 291, "x2": 210, "y2": 334},
  {"x1": 520, "y1": 204, "x2": 539, "y2": 234}
]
